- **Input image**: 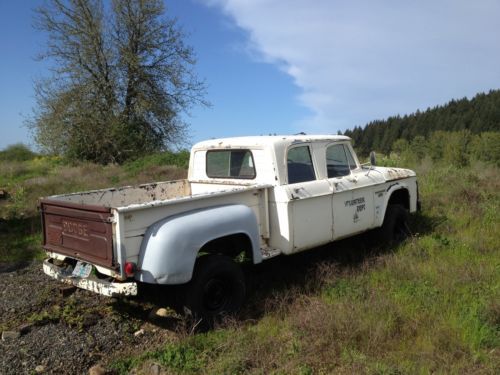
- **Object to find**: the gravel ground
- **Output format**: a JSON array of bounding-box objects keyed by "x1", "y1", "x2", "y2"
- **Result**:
[{"x1": 0, "y1": 261, "x2": 180, "y2": 375}]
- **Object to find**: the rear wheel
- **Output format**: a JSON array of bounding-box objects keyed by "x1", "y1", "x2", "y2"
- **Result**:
[{"x1": 184, "y1": 255, "x2": 245, "y2": 326}]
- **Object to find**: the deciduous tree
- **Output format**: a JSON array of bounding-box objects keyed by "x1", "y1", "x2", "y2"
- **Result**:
[{"x1": 29, "y1": 0, "x2": 206, "y2": 163}]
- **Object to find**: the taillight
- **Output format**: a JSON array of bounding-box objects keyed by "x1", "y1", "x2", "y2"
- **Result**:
[{"x1": 124, "y1": 262, "x2": 136, "y2": 277}]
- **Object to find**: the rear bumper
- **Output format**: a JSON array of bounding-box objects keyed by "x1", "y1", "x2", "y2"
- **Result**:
[{"x1": 43, "y1": 259, "x2": 137, "y2": 297}]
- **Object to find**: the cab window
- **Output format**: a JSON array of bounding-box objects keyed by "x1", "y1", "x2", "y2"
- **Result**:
[
  {"x1": 206, "y1": 149, "x2": 256, "y2": 179},
  {"x1": 287, "y1": 145, "x2": 316, "y2": 184},
  {"x1": 326, "y1": 144, "x2": 352, "y2": 178},
  {"x1": 345, "y1": 146, "x2": 357, "y2": 170}
]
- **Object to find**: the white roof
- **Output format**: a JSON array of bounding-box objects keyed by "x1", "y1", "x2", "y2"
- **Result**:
[{"x1": 192, "y1": 134, "x2": 351, "y2": 150}]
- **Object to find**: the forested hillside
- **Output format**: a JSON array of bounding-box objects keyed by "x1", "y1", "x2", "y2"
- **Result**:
[{"x1": 344, "y1": 90, "x2": 500, "y2": 156}]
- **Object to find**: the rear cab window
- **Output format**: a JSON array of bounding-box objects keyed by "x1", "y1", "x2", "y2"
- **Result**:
[
  {"x1": 287, "y1": 145, "x2": 317, "y2": 184},
  {"x1": 206, "y1": 149, "x2": 256, "y2": 179}
]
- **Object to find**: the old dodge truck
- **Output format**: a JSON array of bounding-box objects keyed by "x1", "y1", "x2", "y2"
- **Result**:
[{"x1": 41, "y1": 135, "x2": 418, "y2": 321}]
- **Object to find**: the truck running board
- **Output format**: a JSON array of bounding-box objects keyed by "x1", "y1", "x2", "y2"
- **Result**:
[{"x1": 261, "y1": 248, "x2": 281, "y2": 260}]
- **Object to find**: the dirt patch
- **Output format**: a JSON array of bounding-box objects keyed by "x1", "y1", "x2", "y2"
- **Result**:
[{"x1": 0, "y1": 261, "x2": 179, "y2": 374}]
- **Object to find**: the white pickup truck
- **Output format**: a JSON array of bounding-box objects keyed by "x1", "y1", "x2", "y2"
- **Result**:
[{"x1": 41, "y1": 135, "x2": 419, "y2": 321}]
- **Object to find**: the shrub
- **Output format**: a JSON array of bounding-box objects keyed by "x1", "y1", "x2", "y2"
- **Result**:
[
  {"x1": 470, "y1": 132, "x2": 500, "y2": 166},
  {"x1": 124, "y1": 150, "x2": 190, "y2": 176},
  {"x1": 442, "y1": 129, "x2": 472, "y2": 167},
  {"x1": 0, "y1": 143, "x2": 37, "y2": 162}
]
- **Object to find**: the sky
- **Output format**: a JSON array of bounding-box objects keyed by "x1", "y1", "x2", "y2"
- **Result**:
[{"x1": 0, "y1": 0, "x2": 499, "y2": 151}]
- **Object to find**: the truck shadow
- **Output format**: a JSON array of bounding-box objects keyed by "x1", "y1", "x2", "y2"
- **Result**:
[
  {"x1": 0, "y1": 216, "x2": 41, "y2": 273},
  {"x1": 126, "y1": 232, "x2": 404, "y2": 332},
  {"x1": 241, "y1": 233, "x2": 378, "y2": 321},
  {"x1": 241, "y1": 210, "x2": 443, "y2": 321}
]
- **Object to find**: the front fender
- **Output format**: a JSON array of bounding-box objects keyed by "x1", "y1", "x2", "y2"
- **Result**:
[
  {"x1": 376, "y1": 180, "x2": 416, "y2": 227},
  {"x1": 137, "y1": 204, "x2": 261, "y2": 285}
]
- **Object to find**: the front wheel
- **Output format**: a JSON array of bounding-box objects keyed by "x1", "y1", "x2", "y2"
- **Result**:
[
  {"x1": 378, "y1": 204, "x2": 411, "y2": 244},
  {"x1": 184, "y1": 255, "x2": 245, "y2": 326}
]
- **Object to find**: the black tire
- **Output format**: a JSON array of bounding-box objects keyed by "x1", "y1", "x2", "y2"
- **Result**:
[
  {"x1": 184, "y1": 255, "x2": 245, "y2": 326},
  {"x1": 379, "y1": 204, "x2": 411, "y2": 244}
]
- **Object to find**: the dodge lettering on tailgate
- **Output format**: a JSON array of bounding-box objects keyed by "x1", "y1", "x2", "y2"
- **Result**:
[{"x1": 62, "y1": 220, "x2": 89, "y2": 238}]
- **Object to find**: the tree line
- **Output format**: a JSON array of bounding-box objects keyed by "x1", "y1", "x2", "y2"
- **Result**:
[{"x1": 344, "y1": 90, "x2": 500, "y2": 157}]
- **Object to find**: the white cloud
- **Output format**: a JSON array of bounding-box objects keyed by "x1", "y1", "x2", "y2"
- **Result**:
[{"x1": 202, "y1": 0, "x2": 500, "y2": 133}]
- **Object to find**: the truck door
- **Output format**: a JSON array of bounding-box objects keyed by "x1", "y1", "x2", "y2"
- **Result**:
[
  {"x1": 285, "y1": 144, "x2": 333, "y2": 251},
  {"x1": 326, "y1": 143, "x2": 375, "y2": 240}
]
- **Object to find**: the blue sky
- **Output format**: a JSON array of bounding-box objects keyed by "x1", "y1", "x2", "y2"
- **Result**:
[{"x1": 1, "y1": 0, "x2": 499, "y2": 151}]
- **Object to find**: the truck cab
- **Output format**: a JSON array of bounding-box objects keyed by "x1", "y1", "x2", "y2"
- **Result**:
[{"x1": 189, "y1": 135, "x2": 417, "y2": 253}]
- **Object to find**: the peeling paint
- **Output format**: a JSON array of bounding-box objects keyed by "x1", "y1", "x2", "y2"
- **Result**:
[
  {"x1": 381, "y1": 167, "x2": 415, "y2": 181},
  {"x1": 47, "y1": 180, "x2": 190, "y2": 207},
  {"x1": 43, "y1": 260, "x2": 137, "y2": 297}
]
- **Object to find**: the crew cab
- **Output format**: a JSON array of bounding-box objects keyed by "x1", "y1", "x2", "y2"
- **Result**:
[{"x1": 41, "y1": 135, "x2": 419, "y2": 321}]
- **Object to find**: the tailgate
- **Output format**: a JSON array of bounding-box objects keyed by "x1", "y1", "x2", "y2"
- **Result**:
[{"x1": 40, "y1": 199, "x2": 115, "y2": 268}]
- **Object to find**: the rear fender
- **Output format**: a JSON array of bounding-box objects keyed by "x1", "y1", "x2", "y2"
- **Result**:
[{"x1": 137, "y1": 204, "x2": 261, "y2": 284}]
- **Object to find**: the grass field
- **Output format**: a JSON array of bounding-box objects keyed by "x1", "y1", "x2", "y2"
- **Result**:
[{"x1": 0, "y1": 154, "x2": 498, "y2": 374}]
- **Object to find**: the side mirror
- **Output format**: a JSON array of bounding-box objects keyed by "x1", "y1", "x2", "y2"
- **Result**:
[{"x1": 369, "y1": 151, "x2": 376, "y2": 166}]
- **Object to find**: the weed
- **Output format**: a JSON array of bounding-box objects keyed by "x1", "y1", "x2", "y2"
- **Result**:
[{"x1": 27, "y1": 305, "x2": 62, "y2": 326}]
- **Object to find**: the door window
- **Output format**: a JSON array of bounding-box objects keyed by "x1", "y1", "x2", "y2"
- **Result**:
[
  {"x1": 326, "y1": 144, "x2": 351, "y2": 178},
  {"x1": 345, "y1": 146, "x2": 358, "y2": 170}
]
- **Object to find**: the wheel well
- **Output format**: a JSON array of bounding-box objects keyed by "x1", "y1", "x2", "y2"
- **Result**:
[
  {"x1": 388, "y1": 188, "x2": 410, "y2": 210},
  {"x1": 199, "y1": 233, "x2": 253, "y2": 262}
]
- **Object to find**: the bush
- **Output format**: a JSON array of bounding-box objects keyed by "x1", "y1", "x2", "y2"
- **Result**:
[
  {"x1": 470, "y1": 132, "x2": 500, "y2": 166},
  {"x1": 0, "y1": 144, "x2": 37, "y2": 162},
  {"x1": 124, "y1": 150, "x2": 190, "y2": 176},
  {"x1": 391, "y1": 139, "x2": 409, "y2": 155},
  {"x1": 442, "y1": 129, "x2": 472, "y2": 167},
  {"x1": 410, "y1": 136, "x2": 427, "y2": 161},
  {"x1": 427, "y1": 131, "x2": 448, "y2": 162}
]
